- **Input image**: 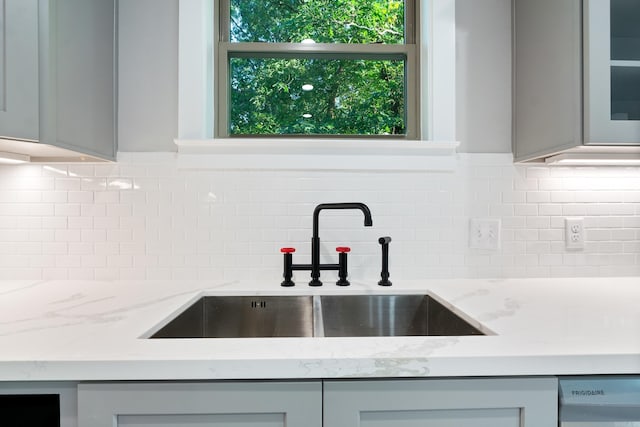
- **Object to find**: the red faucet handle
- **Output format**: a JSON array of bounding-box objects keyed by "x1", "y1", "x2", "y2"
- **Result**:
[
  {"x1": 336, "y1": 246, "x2": 351, "y2": 253},
  {"x1": 280, "y1": 247, "x2": 296, "y2": 254}
]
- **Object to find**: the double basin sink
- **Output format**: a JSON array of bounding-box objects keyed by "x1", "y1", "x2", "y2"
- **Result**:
[{"x1": 150, "y1": 294, "x2": 485, "y2": 339}]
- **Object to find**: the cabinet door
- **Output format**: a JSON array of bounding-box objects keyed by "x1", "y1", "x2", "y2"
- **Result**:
[
  {"x1": 78, "y1": 381, "x2": 322, "y2": 427},
  {"x1": 585, "y1": 0, "x2": 640, "y2": 144},
  {"x1": 324, "y1": 377, "x2": 558, "y2": 427},
  {"x1": 0, "y1": 0, "x2": 39, "y2": 141},
  {"x1": 45, "y1": 0, "x2": 116, "y2": 160},
  {"x1": 512, "y1": 0, "x2": 583, "y2": 161}
]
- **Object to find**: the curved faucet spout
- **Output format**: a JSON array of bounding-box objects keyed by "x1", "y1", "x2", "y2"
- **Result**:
[
  {"x1": 309, "y1": 202, "x2": 373, "y2": 286},
  {"x1": 312, "y1": 202, "x2": 373, "y2": 238}
]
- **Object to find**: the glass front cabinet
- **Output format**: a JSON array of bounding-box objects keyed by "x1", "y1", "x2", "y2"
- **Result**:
[
  {"x1": 585, "y1": 0, "x2": 640, "y2": 144},
  {"x1": 513, "y1": 0, "x2": 640, "y2": 162}
]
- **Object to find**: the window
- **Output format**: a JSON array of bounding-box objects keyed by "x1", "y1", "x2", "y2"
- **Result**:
[
  {"x1": 177, "y1": 0, "x2": 456, "y2": 153},
  {"x1": 216, "y1": 0, "x2": 419, "y2": 139}
]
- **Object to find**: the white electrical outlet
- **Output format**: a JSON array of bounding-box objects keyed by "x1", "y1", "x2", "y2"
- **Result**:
[
  {"x1": 565, "y1": 217, "x2": 584, "y2": 249},
  {"x1": 469, "y1": 218, "x2": 501, "y2": 250}
]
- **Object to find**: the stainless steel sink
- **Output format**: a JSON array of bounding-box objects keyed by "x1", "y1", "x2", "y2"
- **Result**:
[
  {"x1": 151, "y1": 296, "x2": 314, "y2": 338},
  {"x1": 319, "y1": 294, "x2": 483, "y2": 337},
  {"x1": 149, "y1": 294, "x2": 484, "y2": 339}
]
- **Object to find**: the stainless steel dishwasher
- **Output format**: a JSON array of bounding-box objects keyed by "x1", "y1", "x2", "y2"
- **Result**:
[{"x1": 560, "y1": 376, "x2": 640, "y2": 426}]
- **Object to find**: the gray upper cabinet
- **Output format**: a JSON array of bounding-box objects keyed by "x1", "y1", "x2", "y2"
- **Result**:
[
  {"x1": 585, "y1": 0, "x2": 640, "y2": 144},
  {"x1": 513, "y1": 0, "x2": 640, "y2": 162},
  {"x1": 0, "y1": 0, "x2": 116, "y2": 162},
  {"x1": 0, "y1": 0, "x2": 39, "y2": 141}
]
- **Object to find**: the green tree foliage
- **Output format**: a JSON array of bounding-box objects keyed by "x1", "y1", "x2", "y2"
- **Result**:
[{"x1": 228, "y1": 0, "x2": 406, "y2": 136}]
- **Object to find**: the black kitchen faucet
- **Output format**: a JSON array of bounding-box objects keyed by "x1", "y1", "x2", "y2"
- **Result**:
[{"x1": 281, "y1": 202, "x2": 373, "y2": 287}]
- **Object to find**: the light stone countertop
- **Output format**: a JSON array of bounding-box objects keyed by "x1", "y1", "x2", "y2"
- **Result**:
[{"x1": 0, "y1": 278, "x2": 639, "y2": 381}]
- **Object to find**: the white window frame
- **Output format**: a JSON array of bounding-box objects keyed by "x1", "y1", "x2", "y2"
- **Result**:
[{"x1": 176, "y1": 0, "x2": 458, "y2": 170}]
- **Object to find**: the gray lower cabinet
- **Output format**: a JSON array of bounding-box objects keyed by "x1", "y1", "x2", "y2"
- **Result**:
[
  {"x1": 77, "y1": 381, "x2": 322, "y2": 427},
  {"x1": 323, "y1": 377, "x2": 558, "y2": 427},
  {"x1": 0, "y1": 0, "x2": 116, "y2": 161},
  {"x1": 78, "y1": 377, "x2": 557, "y2": 427}
]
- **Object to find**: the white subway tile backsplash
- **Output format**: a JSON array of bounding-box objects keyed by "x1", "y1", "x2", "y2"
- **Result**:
[
  {"x1": 562, "y1": 204, "x2": 588, "y2": 216},
  {"x1": 598, "y1": 242, "x2": 624, "y2": 253},
  {"x1": 42, "y1": 268, "x2": 70, "y2": 280},
  {"x1": 587, "y1": 229, "x2": 612, "y2": 241},
  {"x1": 585, "y1": 204, "x2": 613, "y2": 216},
  {"x1": 624, "y1": 191, "x2": 640, "y2": 203},
  {"x1": 0, "y1": 155, "x2": 638, "y2": 280},
  {"x1": 526, "y1": 191, "x2": 551, "y2": 204},
  {"x1": 21, "y1": 217, "x2": 43, "y2": 230},
  {"x1": 537, "y1": 179, "x2": 564, "y2": 191},
  {"x1": 538, "y1": 229, "x2": 563, "y2": 241},
  {"x1": 526, "y1": 216, "x2": 551, "y2": 229},
  {"x1": 69, "y1": 242, "x2": 93, "y2": 255},
  {"x1": 527, "y1": 241, "x2": 551, "y2": 254},
  {"x1": 108, "y1": 178, "x2": 134, "y2": 190},
  {"x1": 95, "y1": 242, "x2": 121, "y2": 255},
  {"x1": 42, "y1": 165, "x2": 68, "y2": 177},
  {"x1": 120, "y1": 242, "x2": 146, "y2": 254},
  {"x1": 55, "y1": 178, "x2": 81, "y2": 191},
  {"x1": 93, "y1": 217, "x2": 119, "y2": 229},
  {"x1": 94, "y1": 191, "x2": 119, "y2": 204},
  {"x1": 0, "y1": 191, "x2": 38, "y2": 203},
  {"x1": 502, "y1": 241, "x2": 526, "y2": 254},
  {"x1": 489, "y1": 204, "x2": 514, "y2": 217},
  {"x1": 42, "y1": 242, "x2": 68, "y2": 255},
  {"x1": 0, "y1": 229, "x2": 28, "y2": 241},
  {"x1": 501, "y1": 216, "x2": 527, "y2": 229},
  {"x1": 501, "y1": 191, "x2": 526, "y2": 204},
  {"x1": 586, "y1": 218, "x2": 611, "y2": 230},
  {"x1": 106, "y1": 204, "x2": 133, "y2": 218},
  {"x1": 81, "y1": 229, "x2": 107, "y2": 242},
  {"x1": 81, "y1": 204, "x2": 107, "y2": 217},
  {"x1": 55, "y1": 204, "x2": 81, "y2": 217},
  {"x1": 67, "y1": 268, "x2": 95, "y2": 280},
  {"x1": 29, "y1": 229, "x2": 54, "y2": 242},
  {"x1": 69, "y1": 217, "x2": 94, "y2": 230},
  {"x1": 525, "y1": 167, "x2": 549, "y2": 179},
  {"x1": 55, "y1": 255, "x2": 81, "y2": 268},
  {"x1": 611, "y1": 228, "x2": 637, "y2": 241},
  {"x1": 608, "y1": 203, "x2": 637, "y2": 215},
  {"x1": 538, "y1": 204, "x2": 562, "y2": 216},
  {"x1": 55, "y1": 229, "x2": 81, "y2": 242},
  {"x1": 68, "y1": 191, "x2": 94, "y2": 204},
  {"x1": 624, "y1": 216, "x2": 640, "y2": 228},
  {"x1": 82, "y1": 254, "x2": 107, "y2": 268},
  {"x1": 67, "y1": 165, "x2": 95, "y2": 177},
  {"x1": 514, "y1": 229, "x2": 538, "y2": 241},
  {"x1": 539, "y1": 253, "x2": 563, "y2": 266},
  {"x1": 40, "y1": 191, "x2": 66, "y2": 204},
  {"x1": 514, "y1": 204, "x2": 538, "y2": 216},
  {"x1": 80, "y1": 177, "x2": 107, "y2": 191},
  {"x1": 625, "y1": 242, "x2": 640, "y2": 253}
]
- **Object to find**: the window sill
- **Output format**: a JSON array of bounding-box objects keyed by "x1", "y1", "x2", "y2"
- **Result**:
[{"x1": 174, "y1": 138, "x2": 460, "y2": 171}]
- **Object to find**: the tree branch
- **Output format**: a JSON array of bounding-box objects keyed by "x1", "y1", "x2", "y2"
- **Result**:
[{"x1": 332, "y1": 19, "x2": 402, "y2": 38}]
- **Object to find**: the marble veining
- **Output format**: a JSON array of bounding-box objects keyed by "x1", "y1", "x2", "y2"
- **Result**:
[{"x1": 0, "y1": 277, "x2": 639, "y2": 381}]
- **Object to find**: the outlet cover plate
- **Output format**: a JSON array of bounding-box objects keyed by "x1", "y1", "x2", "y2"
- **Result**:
[
  {"x1": 469, "y1": 218, "x2": 501, "y2": 250},
  {"x1": 565, "y1": 217, "x2": 584, "y2": 250}
]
